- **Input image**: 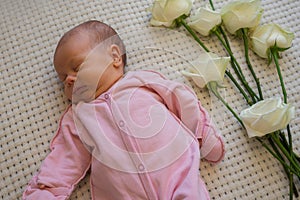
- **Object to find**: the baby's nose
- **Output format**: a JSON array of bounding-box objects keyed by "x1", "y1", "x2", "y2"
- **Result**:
[{"x1": 65, "y1": 75, "x2": 76, "y2": 87}]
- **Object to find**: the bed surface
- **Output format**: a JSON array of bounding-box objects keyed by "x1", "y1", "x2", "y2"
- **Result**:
[{"x1": 1, "y1": 0, "x2": 299, "y2": 199}]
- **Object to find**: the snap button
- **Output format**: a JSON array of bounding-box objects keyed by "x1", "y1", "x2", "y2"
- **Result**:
[
  {"x1": 138, "y1": 164, "x2": 145, "y2": 171},
  {"x1": 119, "y1": 120, "x2": 125, "y2": 127},
  {"x1": 104, "y1": 93, "x2": 109, "y2": 99}
]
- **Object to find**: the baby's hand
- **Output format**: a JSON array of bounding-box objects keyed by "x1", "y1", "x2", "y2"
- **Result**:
[{"x1": 200, "y1": 125, "x2": 225, "y2": 163}]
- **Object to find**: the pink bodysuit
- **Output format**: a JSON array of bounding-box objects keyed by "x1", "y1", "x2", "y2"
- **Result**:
[{"x1": 23, "y1": 70, "x2": 225, "y2": 200}]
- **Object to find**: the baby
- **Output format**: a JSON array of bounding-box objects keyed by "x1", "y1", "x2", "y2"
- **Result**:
[{"x1": 23, "y1": 20, "x2": 225, "y2": 200}]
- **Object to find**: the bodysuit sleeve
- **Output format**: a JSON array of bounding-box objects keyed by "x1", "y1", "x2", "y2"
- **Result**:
[
  {"x1": 22, "y1": 106, "x2": 92, "y2": 200},
  {"x1": 138, "y1": 70, "x2": 225, "y2": 163}
]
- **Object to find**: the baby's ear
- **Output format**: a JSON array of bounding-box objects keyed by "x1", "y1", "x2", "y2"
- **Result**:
[{"x1": 110, "y1": 44, "x2": 123, "y2": 68}]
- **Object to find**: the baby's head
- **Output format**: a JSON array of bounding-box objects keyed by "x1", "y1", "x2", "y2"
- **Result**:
[{"x1": 53, "y1": 20, "x2": 126, "y2": 102}]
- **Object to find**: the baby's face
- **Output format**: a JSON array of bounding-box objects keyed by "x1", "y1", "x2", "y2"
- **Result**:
[{"x1": 54, "y1": 34, "x2": 116, "y2": 103}]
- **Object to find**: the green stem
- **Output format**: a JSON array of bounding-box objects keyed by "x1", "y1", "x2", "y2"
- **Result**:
[
  {"x1": 242, "y1": 28, "x2": 263, "y2": 100},
  {"x1": 256, "y1": 137, "x2": 300, "y2": 176},
  {"x1": 270, "y1": 45, "x2": 292, "y2": 154},
  {"x1": 209, "y1": 0, "x2": 256, "y2": 102},
  {"x1": 271, "y1": 133, "x2": 300, "y2": 172},
  {"x1": 279, "y1": 130, "x2": 295, "y2": 165},
  {"x1": 271, "y1": 47, "x2": 287, "y2": 103},
  {"x1": 287, "y1": 125, "x2": 294, "y2": 159},
  {"x1": 209, "y1": 0, "x2": 232, "y2": 55},
  {"x1": 279, "y1": 132, "x2": 291, "y2": 152},
  {"x1": 214, "y1": 30, "x2": 259, "y2": 103},
  {"x1": 268, "y1": 136, "x2": 298, "y2": 198},
  {"x1": 177, "y1": 18, "x2": 210, "y2": 52},
  {"x1": 177, "y1": 17, "x2": 247, "y2": 127},
  {"x1": 178, "y1": 17, "x2": 255, "y2": 105},
  {"x1": 207, "y1": 82, "x2": 244, "y2": 127},
  {"x1": 290, "y1": 173, "x2": 294, "y2": 200},
  {"x1": 218, "y1": 26, "x2": 232, "y2": 52},
  {"x1": 271, "y1": 47, "x2": 296, "y2": 198},
  {"x1": 214, "y1": 30, "x2": 245, "y2": 80},
  {"x1": 211, "y1": 25, "x2": 252, "y2": 104},
  {"x1": 225, "y1": 70, "x2": 252, "y2": 105},
  {"x1": 274, "y1": 134, "x2": 297, "y2": 200},
  {"x1": 209, "y1": 0, "x2": 215, "y2": 10}
]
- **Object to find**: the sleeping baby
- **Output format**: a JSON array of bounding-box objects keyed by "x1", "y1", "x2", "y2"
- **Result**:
[{"x1": 23, "y1": 20, "x2": 225, "y2": 200}]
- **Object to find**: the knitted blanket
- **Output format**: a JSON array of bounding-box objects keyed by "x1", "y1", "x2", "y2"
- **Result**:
[{"x1": 1, "y1": 0, "x2": 299, "y2": 199}]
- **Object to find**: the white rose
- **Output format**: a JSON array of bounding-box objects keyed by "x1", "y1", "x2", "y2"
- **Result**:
[
  {"x1": 250, "y1": 24, "x2": 294, "y2": 58},
  {"x1": 188, "y1": 7, "x2": 222, "y2": 36},
  {"x1": 150, "y1": 0, "x2": 194, "y2": 27},
  {"x1": 240, "y1": 98, "x2": 295, "y2": 138},
  {"x1": 182, "y1": 52, "x2": 230, "y2": 88},
  {"x1": 221, "y1": 0, "x2": 263, "y2": 34}
]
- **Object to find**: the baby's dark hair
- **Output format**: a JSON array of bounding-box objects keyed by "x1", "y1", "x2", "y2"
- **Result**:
[{"x1": 55, "y1": 20, "x2": 127, "y2": 66}]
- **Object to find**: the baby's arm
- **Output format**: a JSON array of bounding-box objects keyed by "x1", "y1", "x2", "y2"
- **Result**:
[
  {"x1": 23, "y1": 106, "x2": 91, "y2": 200},
  {"x1": 140, "y1": 70, "x2": 225, "y2": 163}
]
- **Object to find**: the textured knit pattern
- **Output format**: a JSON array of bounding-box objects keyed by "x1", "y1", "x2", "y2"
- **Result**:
[{"x1": 1, "y1": 0, "x2": 300, "y2": 199}]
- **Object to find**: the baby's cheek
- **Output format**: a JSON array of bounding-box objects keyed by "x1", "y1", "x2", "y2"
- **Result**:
[
  {"x1": 64, "y1": 87, "x2": 73, "y2": 100},
  {"x1": 82, "y1": 65, "x2": 103, "y2": 81}
]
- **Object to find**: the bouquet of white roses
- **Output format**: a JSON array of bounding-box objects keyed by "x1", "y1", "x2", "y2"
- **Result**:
[{"x1": 149, "y1": 0, "x2": 298, "y2": 199}]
